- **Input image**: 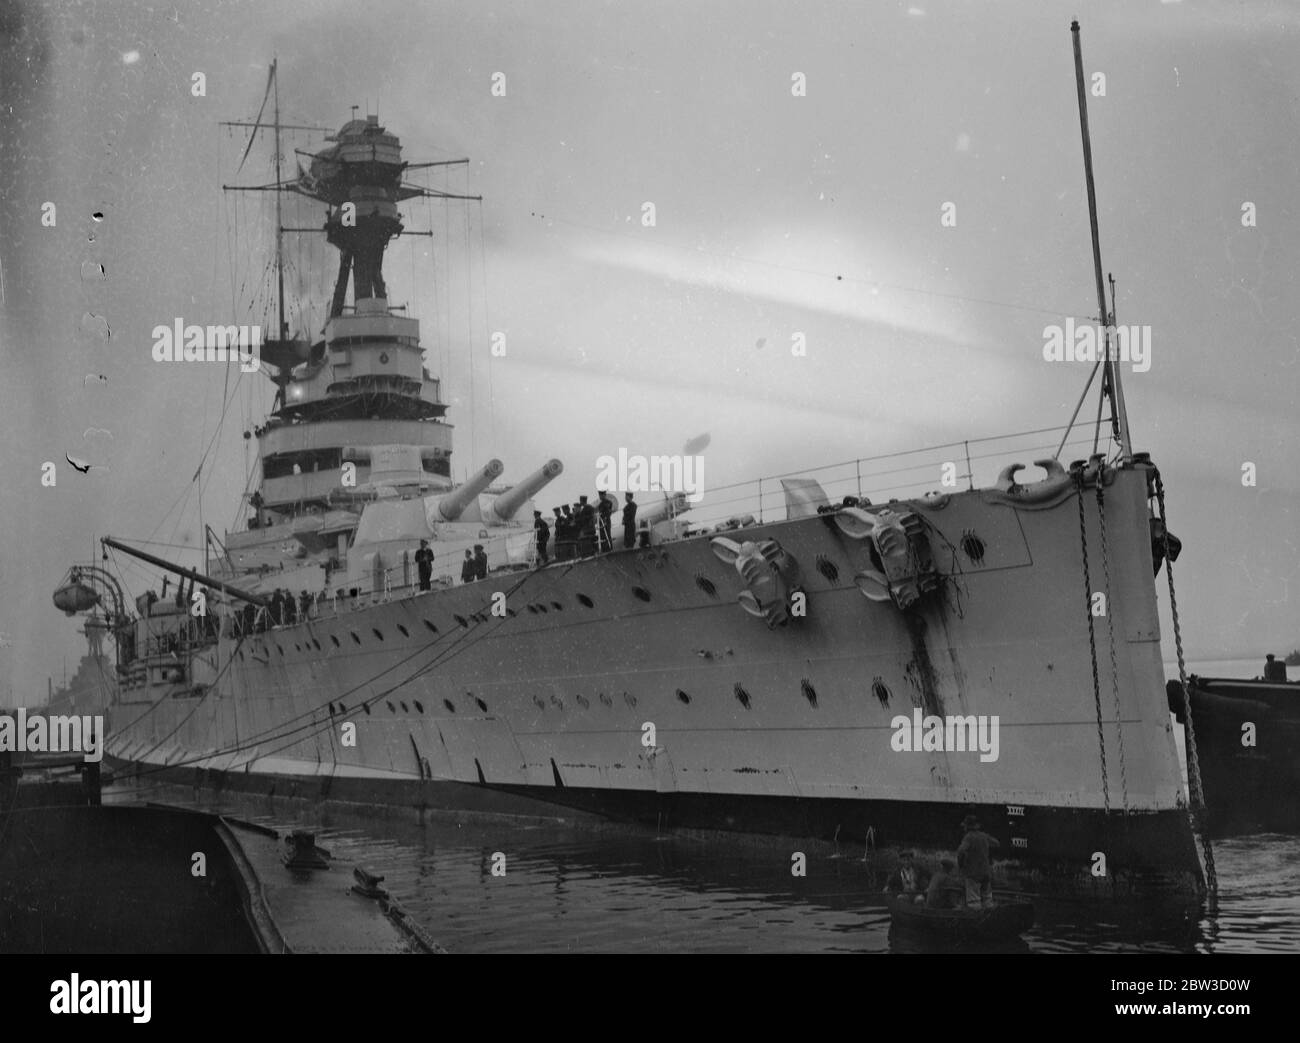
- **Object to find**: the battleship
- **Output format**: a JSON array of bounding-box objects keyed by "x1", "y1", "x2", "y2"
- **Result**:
[{"x1": 49, "y1": 27, "x2": 1215, "y2": 899}]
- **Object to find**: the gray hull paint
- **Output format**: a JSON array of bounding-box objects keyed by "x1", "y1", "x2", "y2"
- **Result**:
[{"x1": 107, "y1": 466, "x2": 1204, "y2": 896}]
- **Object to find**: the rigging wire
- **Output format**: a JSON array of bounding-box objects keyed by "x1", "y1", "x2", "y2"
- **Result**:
[
  {"x1": 464, "y1": 186, "x2": 476, "y2": 467},
  {"x1": 475, "y1": 197, "x2": 497, "y2": 452}
]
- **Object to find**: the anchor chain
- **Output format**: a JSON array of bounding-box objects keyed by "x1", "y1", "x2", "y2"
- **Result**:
[
  {"x1": 1094, "y1": 479, "x2": 1130, "y2": 811},
  {"x1": 1154, "y1": 468, "x2": 1218, "y2": 894},
  {"x1": 1075, "y1": 468, "x2": 1110, "y2": 814}
]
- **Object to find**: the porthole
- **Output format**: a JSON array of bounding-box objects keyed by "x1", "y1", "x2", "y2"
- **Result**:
[
  {"x1": 815, "y1": 555, "x2": 839, "y2": 582},
  {"x1": 960, "y1": 531, "x2": 986, "y2": 564},
  {"x1": 734, "y1": 683, "x2": 751, "y2": 710},
  {"x1": 400, "y1": 701, "x2": 409, "y2": 713},
  {"x1": 695, "y1": 575, "x2": 718, "y2": 597},
  {"x1": 423, "y1": 619, "x2": 438, "y2": 633},
  {"x1": 801, "y1": 679, "x2": 818, "y2": 708},
  {"x1": 444, "y1": 699, "x2": 457, "y2": 713},
  {"x1": 872, "y1": 678, "x2": 891, "y2": 707},
  {"x1": 454, "y1": 614, "x2": 468, "y2": 628},
  {"x1": 474, "y1": 697, "x2": 488, "y2": 713},
  {"x1": 397, "y1": 624, "x2": 409, "y2": 638},
  {"x1": 550, "y1": 601, "x2": 563, "y2": 611},
  {"x1": 576, "y1": 593, "x2": 594, "y2": 608},
  {"x1": 414, "y1": 700, "x2": 424, "y2": 713},
  {"x1": 632, "y1": 586, "x2": 651, "y2": 602},
  {"x1": 330, "y1": 635, "x2": 340, "y2": 647},
  {"x1": 677, "y1": 688, "x2": 691, "y2": 705},
  {"x1": 350, "y1": 631, "x2": 361, "y2": 644},
  {"x1": 373, "y1": 628, "x2": 385, "y2": 641},
  {"x1": 386, "y1": 700, "x2": 396, "y2": 714}
]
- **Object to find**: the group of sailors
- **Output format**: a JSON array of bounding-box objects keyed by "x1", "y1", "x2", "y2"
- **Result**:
[
  {"x1": 532, "y1": 492, "x2": 641, "y2": 565},
  {"x1": 232, "y1": 588, "x2": 318, "y2": 636},
  {"x1": 883, "y1": 815, "x2": 1001, "y2": 910}
]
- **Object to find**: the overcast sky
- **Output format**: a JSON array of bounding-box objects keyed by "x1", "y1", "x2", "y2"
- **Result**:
[{"x1": 1, "y1": 0, "x2": 1297, "y2": 702}]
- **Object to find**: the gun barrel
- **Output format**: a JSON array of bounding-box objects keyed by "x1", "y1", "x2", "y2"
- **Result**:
[
  {"x1": 433, "y1": 459, "x2": 504, "y2": 521},
  {"x1": 487, "y1": 459, "x2": 564, "y2": 522}
]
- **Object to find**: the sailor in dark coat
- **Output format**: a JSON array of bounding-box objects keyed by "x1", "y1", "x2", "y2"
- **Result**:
[
  {"x1": 622, "y1": 493, "x2": 637, "y2": 549},
  {"x1": 473, "y1": 544, "x2": 488, "y2": 580},
  {"x1": 533, "y1": 510, "x2": 550, "y2": 565},
  {"x1": 596, "y1": 491, "x2": 614, "y2": 551},
  {"x1": 552, "y1": 507, "x2": 568, "y2": 561},
  {"x1": 415, "y1": 538, "x2": 435, "y2": 591},
  {"x1": 460, "y1": 549, "x2": 476, "y2": 584},
  {"x1": 576, "y1": 497, "x2": 596, "y2": 556}
]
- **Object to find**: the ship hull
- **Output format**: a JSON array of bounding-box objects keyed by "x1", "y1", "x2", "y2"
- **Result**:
[
  {"x1": 1168, "y1": 676, "x2": 1300, "y2": 834},
  {"x1": 110, "y1": 753, "x2": 1201, "y2": 897},
  {"x1": 104, "y1": 464, "x2": 1205, "y2": 898}
]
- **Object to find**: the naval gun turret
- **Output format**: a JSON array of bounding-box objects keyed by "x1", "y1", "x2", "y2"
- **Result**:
[
  {"x1": 428, "y1": 459, "x2": 504, "y2": 523},
  {"x1": 482, "y1": 460, "x2": 564, "y2": 525}
]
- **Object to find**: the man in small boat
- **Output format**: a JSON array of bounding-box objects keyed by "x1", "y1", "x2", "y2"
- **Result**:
[
  {"x1": 1264, "y1": 653, "x2": 1288, "y2": 682},
  {"x1": 956, "y1": 814, "x2": 1000, "y2": 909},
  {"x1": 884, "y1": 850, "x2": 931, "y2": 904},
  {"x1": 925, "y1": 857, "x2": 964, "y2": 909}
]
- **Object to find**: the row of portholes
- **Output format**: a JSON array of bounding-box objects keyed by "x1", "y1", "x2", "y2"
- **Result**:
[
  {"x1": 241, "y1": 616, "x2": 442, "y2": 661},
  {"x1": 518, "y1": 681, "x2": 804, "y2": 713},
  {"x1": 315, "y1": 675, "x2": 871, "y2": 720},
  {"x1": 237, "y1": 586, "x2": 657, "y2": 665},
  {"x1": 326, "y1": 694, "x2": 490, "y2": 716}
]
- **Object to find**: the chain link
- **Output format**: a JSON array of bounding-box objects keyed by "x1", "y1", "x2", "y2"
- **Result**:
[
  {"x1": 1095, "y1": 479, "x2": 1129, "y2": 811},
  {"x1": 1154, "y1": 467, "x2": 1218, "y2": 894},
  {"x1": 1075, "y1": 470, "x2": 1110, "y2": 813}
]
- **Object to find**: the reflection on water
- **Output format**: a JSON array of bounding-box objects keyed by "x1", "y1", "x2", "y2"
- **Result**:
[{"x1": 115, "y1": 784, "x2": 1300, "y2": 954}]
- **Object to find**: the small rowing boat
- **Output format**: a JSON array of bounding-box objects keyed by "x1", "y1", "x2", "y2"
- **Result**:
[{"x1": 888, "y1": 895, "x2": 1035, "y2": 942}]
